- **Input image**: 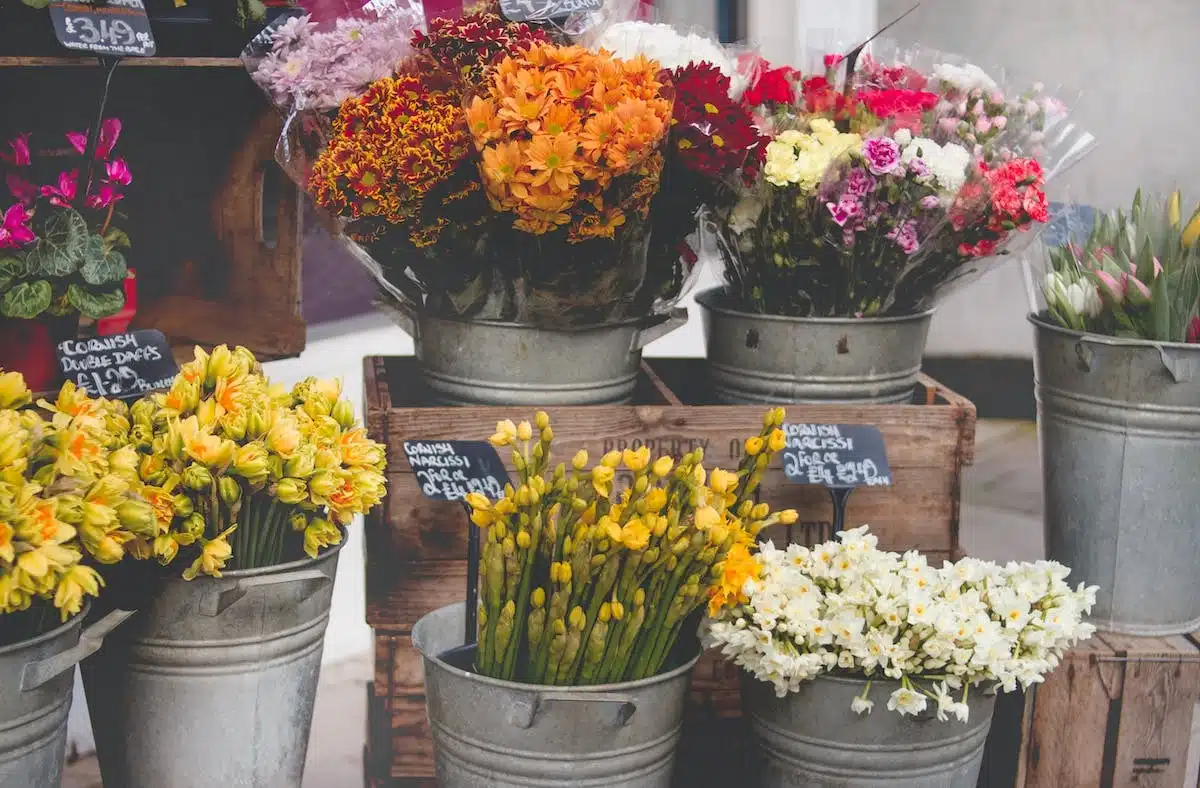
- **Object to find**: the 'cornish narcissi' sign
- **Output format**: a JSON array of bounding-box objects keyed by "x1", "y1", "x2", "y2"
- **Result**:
[
  {"x1": 780, "y1": 423, "x2": 892, "y2": 489},
  {"x1": 402, "y1": 440, "x2": 510, "y2": 502},
  {"x1": 56, "y1": 329, "x2": 177, "y2": 401}
]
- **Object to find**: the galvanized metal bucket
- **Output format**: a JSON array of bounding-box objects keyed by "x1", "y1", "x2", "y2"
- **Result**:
[
  {"x1": 81, "y1": 542, "x2": 342, "y2": 788},
  {"x1": 412, "y1": 603, "x2": 699, "y2": 787},
  {"x1": 0, "y1": 604, "x2": 130, "y2": 788},
  {"x1": 1032, "y1": 314, "x2": 1200, "y2": 635},
  {"x1": 743, "y1": 673, "x2": 995, "y2": 788},
  {"x1": 696, "y1": 288, "x2": 933, "y2": 404},
  {"x1": 379, "y1": 302, "x2": 688, "y2": 406}
]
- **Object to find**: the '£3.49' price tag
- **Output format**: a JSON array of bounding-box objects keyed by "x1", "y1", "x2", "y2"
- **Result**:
[{"x1": 50, "y1": 0, "x2": 157, "y2": 58}]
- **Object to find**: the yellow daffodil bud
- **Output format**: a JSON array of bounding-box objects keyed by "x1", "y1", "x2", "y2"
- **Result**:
[
  {"x1": 744, "y1": 436, "x2": 765, "y2": 456},
  {"x1": 246, "y1": 409, "x2": 268, "y2": 440},
  {"x1": 303, "y1": 518, "x2": 343, "y2": 559},
  {"x1": 708, "y1": 524, "x2": 729, "y2": 546},
  {"x1": 768, "y1": 428, "x2": 786, "y2": 452},
  {"x1": 470, "y1": 508, "x2": 495, "y2": 528},
  {"x1": 275, "y1": 478, "x2": 308, "y2": 505},
  {"x1": 517, "y1": 530, "x2": 531, "y2": 549},
  {"x1": 502, "y1": 536, "x2": 515, "y2": 557},
  {"x1": 291, "y1": 512, "x2": 309, "y2": 532},
  {"x1": 634, "y1": 588, "x2": 646, "y2": 606},
  {"x1": 569, "y1": 606, "x2": 586, "y2": 630},
  {"x1": 610, "y1": 600, "x2": 625, "y2": 620},
  {"x1": 53, "y1": 564, "x2": 103, "y2": 619},
  {"x1": 267, "y1": 455, "x2": 284, "y2": 481},
  {"x1": 218, "y1": 477, "x2": 242, "y2": 507},
  {"x1": 206, "y1": 345, "x2": 235, "y2": 386},
  {"x1": 465, "y1": 492, "x2": 491, "y2": 512},
  {"x1": 516, "y1": 421, "x2": 533, "y2": 442},
  {"x1": 549, "y1": 562, "x2": 561, "y2": 583},
  {"x1": 651, "y1": 456, "x2": 674, "y2": 478},
  {"x1": 165, "y1": 493, "x2": 192, "y2": 518},
  {"x1": 599, "y1": 602, "x2": 612, "y2": 623},
  {"x1": 591, "y1": 465, "x2": 615, "y2": 496},
  {"x1": 493, "y1": 522, "x2": 508, "y2": 541},
  {"x1": 559, "y1": 562, "x2": 572, "y2": 585},
  {"x1": 695, "y1": 506, "x2": 721, "y2": 531},
  {"x1": 0, "y1": 371, "x2": 30, "y2": 410},
  {"x1": 642, "y1": 547, "x2": 660, "y2": 565},
  {"x1": 130, "y1": 398, "x2": 156, "y2": 427},
  {"x1": 600, "y1": 451, "x2": 621, "y2": 469},
  {"x1": 590, "y1": 553, "x2": 606, "y2": 568},
  {"x1": 534, "y1": 411, "x2": 550, "y2": 430},
  {"x1": 778, "y1": 509, "x2": 799, "y2": 525},
  {"x1": 572, "y1": 450, "x2": 588, "y2": 471},
  {"x1": 541, "y1": 426, "x2": 553, "y2": 443},
  {"x1": 332, "y1": 399, "x2": 356, "y2": 431},
  {"x1": 709, "y1": 468, "x2": 738, "y2": 495},
  {"x1": 182, "y1": 513, "x2": 206, "y2": 540},
  {"x1": 233, "y1": 346, "x2": 259, "y2": 376},
  {"x1": 182, "y1": 464, "x2": 214, "y2": 491},
  {"x1": 532, "y1": 587, "x2": 546, "y2": 607},
  {"x1": 117, "y1": 500, "x2": 156, "y2": 536},
  {"x1": 195, "y1": 398, "x2": 220, "y2": 429}
]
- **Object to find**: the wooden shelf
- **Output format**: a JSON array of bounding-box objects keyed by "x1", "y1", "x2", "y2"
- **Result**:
[{"x1": 0, "y1": 56, "x2": 242, "y2": 68}]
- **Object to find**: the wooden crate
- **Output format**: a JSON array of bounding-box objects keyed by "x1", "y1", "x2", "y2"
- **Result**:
[
  {"x1": 362, "y1": 355, "x2": 977, "y2": 784},
  {"x1": 979, "y1": 631, "x2": 1200, "y2": 788}
]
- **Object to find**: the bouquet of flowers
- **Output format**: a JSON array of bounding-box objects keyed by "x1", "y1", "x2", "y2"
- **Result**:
[
  {"x1": 704, "y1": 526, "x2": 1098, "y2": 721},
  {"x1": 246, "y1": 1, "x2": 692, "y2": 328},
  {"x1": 464, "y1": 408, "x2": 798, "y2": 685},
  {"x1": 0, "y1": 370, "x2": 154, "y2": 644},
  {"x1": 1042, "y1": 190, "x2": 1200, "y2": 343},
  {"x1": 120, "y1": 345, "x2": 387, "y2": 579},
  {"x1": 0, "y1": 119, "x2": 133, "y2": 322},
  {"x1": 716, "y1": 45, "x2": 1094, "y2": 318}
]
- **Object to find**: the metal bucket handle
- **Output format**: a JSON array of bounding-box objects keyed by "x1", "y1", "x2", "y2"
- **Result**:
[
  {"x1": 508, "y1": 691, "x2": 637, "y2": 730},
  {"x1": 374, "y1": 299, "x2": 420, "y2": 341},
  {"x1": 20, "y1": 609, "x2": 136, "y2": 692},
  {"x1": 1075, "y1": 336, "x2": 1196, "y2": 383},
  {"x1": 200, "y1": 568, "x2": 331, "y2": 617},
  {"x1": 634, "y1": 308, "x2": 688, "y2": 351}
]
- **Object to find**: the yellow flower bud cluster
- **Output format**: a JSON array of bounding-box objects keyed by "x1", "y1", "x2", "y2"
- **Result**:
[
  {"x1": 0, "y1": 370, "x2": 149, "y2": 627},
  {"x1": 126, "y1": 346, "x2": 388, "y2": 580},
  {"x1": 471, "y1": 409, "x2": 797, "y2": 686}
]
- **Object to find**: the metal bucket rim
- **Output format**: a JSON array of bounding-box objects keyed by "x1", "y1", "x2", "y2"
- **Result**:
[
  {"x1": 0, "y1": 599, "x2": 88, "y2": 657},
  {"x1": 695, "y1": 287, "x2": 936, "y2": 325},
  {"x1": 1029, "y1": 311, "x2": 1200, "y2": 352},
  {"x1": 206, "y1": 535, "x2": 345, "y2": 581},
  {"x1": 415, "y1": 310, "x2": 676, "y2": 335},
  {"x1": 414, "y1": 603, "x2": 701, "y2": 692}
]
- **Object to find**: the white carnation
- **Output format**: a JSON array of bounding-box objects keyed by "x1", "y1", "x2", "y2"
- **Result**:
[
  {"x1": 932, "y1": 62, "x2": 999, "y2": 94},
  {"x1": 594, "y1": 21, "x2": 747, "y2": 98}
]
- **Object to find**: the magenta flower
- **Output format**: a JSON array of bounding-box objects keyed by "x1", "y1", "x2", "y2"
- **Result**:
[
  {"x1": 105, "y1": 157, "x2": 132, "y2": 187},
  {"x1": 0, "y1": 204, "x2": 35, "y2": 249},
  {"x1": 65, "y1": 118, "x2": 122, "y2": 160},
  {"x1": 844, "y1": 168, "x2": 877, "y2": 197},
  {"x1": 827, "y1": 197, "x2": 863, "y2": 228},
  {"x1": 887, "y1": 220, "x2": 920, "y2": 255},
  {"x1": 86, "y1": 184, "x2": 124, "y2": 210},
  {"x1": 920, "y1": 195, "x2": 941, "y2": 210},
  {"x1": 41, "y1": 170, "x2": 79, "y2": 208},
  {"x1": 66, "y1": 130, "x2": 88, "y2": 156},
  {"x1": 862, "y1": 137, "x2": 902, "y2": 176},
  {"x1": 6, "y1": 173, "x2": 37, "y2": 205},
  {"x1": 0, "y1": 134, "x2": 31, "y2": 168}
]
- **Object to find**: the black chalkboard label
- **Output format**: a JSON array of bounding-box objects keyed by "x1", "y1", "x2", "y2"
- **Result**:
[
  {"x1": 499, "y1": 0, "x2": 602, "y2": 22},
  {"x1": 780, "y1": 423, "x2": 892, "y2": 489},
  {"x1": 56, "y1": 329, "x2": 176, "y2": 401},
  {"x1": 50, "y1": 0, "x2": 157, "y2": 58},
  {"x1": 402, "y1": 440, "x2": 510, "y2": 502}
]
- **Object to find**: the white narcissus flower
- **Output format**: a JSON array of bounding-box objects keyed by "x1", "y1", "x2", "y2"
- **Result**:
[
  {"x1": 593, "y1": 21, "x2": 748, "y2": 98},
  {"x1": 851, "y1": 695, "x2": 875, "y2": 715},
  {"x1": 888, "y1": 688, "x2": 928, "y2": 716}
]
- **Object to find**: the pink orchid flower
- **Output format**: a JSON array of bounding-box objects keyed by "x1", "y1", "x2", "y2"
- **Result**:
[
  {"x1": 105, "y1": 157, "x2": 132, "y2": 187},
  {"x1": 41, "y1": 170, "x2": 79, "y2": 207},
  {"x1": 0, "y1": 134, "x2": 31, "y2": 167},
  {"x1": 0, "y1": 204, "x2": 35, "y2": 249}
]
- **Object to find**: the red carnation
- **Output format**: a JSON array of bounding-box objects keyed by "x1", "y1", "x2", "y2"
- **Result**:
[
  {"x1": 744, "y1": 64, "x2": 797, "y2": 108},
  {"x1": 802, "y1": 76, "x2": 858, "y2": 120}
]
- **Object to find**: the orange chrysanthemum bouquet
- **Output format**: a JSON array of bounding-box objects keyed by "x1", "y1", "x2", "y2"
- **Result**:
[{"x1": 245, "y1": 2, "x2": 689, "y2": 329}]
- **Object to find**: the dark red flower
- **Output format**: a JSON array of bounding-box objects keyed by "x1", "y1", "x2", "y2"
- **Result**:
[
  {"x1": 1188, "y1": 316, "x2": 1200, "y2": 344},
  {"x1": 801, "y1": 76, "x2": 858, "y2": 120},
  {"x1": 744, "y1": 64, "x2": 797, "y2": 107},
  {"x1": 671, "y1": 63, "x2": 768, "y2": 181}
]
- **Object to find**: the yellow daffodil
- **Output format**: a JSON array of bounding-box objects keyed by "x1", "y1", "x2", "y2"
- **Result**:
[
  {"x1": 0, "y1": 371, "x2": 30, "y2": 410},
  {"x1": 53, "y1": 564, "x2": 103, "y2": 620},
  {"x1": 591, "y1": 465, "x2": 615, "y2": 496},
  {"x1": 768, "y1": 429, "x2": 787, "y2": 453},
  {"x1": 183, "y1": 527, "x2": 236, "y2": 580}
]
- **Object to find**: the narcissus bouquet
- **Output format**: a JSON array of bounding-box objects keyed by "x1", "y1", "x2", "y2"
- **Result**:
[
  {"x1": 718, "y1": 47, "x2": 1092, "y2": 318},
  {"x1": 1043, "y1": 191, "x2": 1200, "y2": 343},
  {"x1": 0, "y1": 119, "x2": 133, "y2": 321},
  {"x1": 0, "y1": 370, "x2": 154, "y2": 644},
  {"x1": 124, "y1": 345, "x2": 387, "y2": 579},
  {"x1": 704, "y1": 526, "x2": 1098, "y2": 721},
  {"x1": 466, "y1": 408, "x2": 798, "y2": 685}
]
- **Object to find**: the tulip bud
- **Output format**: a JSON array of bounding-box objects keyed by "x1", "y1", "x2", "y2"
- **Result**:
[
  {"x1": 778, "y1": 509, "x2": 799, "y2": 525},
  {"x1": 744, "y1": 436, "x2": 765, "y2": 456},
  {"x1": 532, "y1": 587, "x2": 546, "y2": 607},
  {"x1": 275, "y1": 478, "x2": 308, "y2": 505},
  {"x1": 517, "y1": 530, "x2": 531, "y2": 549},
  {"x1": 219, "y1": 477, "x2": 243, "y2": 507},
  {"x1": 182, "y1": 464, "x2": 213, "y2": 491},
  {"x1": 534, "y1": 411, "x2": 550, "y2": 430}
]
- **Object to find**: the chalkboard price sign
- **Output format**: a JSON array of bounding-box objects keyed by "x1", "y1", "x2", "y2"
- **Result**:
[
  {"x1": 56, "y1": 329, "x2": 177, "y2": 401},
  {"x1": 402, "y1": 440, "x2": 510, "y2": 503},
  {"x1": 50, "y1": 0, "x2": 157, "y2": 58},
  {"x1": 780, "y1": 423, "x2": 892, "y2": 536},
  {"x1": 781, "y1": 423, "x2": 892, "y2": 489},
  {"x1": 499, "y1": 0, "x2": 603, "y2": 22}
]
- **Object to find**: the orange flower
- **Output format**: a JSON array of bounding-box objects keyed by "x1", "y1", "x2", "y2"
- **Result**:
[
  {"x1": 481, "y1": 141, "x2": 525, "y2": 186},
  {"x1": 466, "y1": 97, "x2": 503, "y2": 143},
  {"x1": 526, "y1": 134, "x2": 580, "y2": 192},
  {"x1": 708, "y1": 542, "x2": 760, "y2": 616}
]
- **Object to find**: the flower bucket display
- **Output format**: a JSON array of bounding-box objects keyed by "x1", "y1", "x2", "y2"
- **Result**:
[
  {"x1": 1037, "y1": 191, "x2": 1200, "y2": 635},
  {"x1": 61, "y1": 345, "x2": 388, "y2": 787},
  {"x1": 412, "y1": 410, "x2": 798, "y2": 785},
  {"x1": 0, "y1": 118, "x2": 136, "y2": 393},
  {"x1": 0, "y1": 372, "x2": 146, "y2": 788},
  {"x1": 243, "y1": 5, "x2": 705, "y2": 405},
  {"x1": 705, "y1": 528, "x2": 1098, "y2": 788},
  {"x1": 692, "y1": 45, "x2": 1093, "y2": 404}
]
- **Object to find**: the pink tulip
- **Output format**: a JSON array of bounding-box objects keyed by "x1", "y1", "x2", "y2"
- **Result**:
[
  {"x1": 1124, "y1": 273, "x2": 1152, "y2": 302},
  {"x1": 1094, "y1": 269, "x2": 1125, "y2": 303}
]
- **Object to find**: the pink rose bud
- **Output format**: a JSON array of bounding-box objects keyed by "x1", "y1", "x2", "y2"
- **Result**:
[
  {"x1": 975, "y1": 117, "x2": 992, "y2": 133},
  {"x1": 992, "y1": 115, "x2": 1007, "y2": 130},
  {"x1": 973, "y1": 100, "x2": 986, "y2": 115},
  {"x1": 990, "y1": 92, "x2": 1006, "y2": 105}
]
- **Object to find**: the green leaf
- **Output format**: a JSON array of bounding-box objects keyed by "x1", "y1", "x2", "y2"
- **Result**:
[
  {"x1": 103, "y1": 227, "x2": 132, "y2": 250},
  {"x1": 80, "y1": 238, "x2": 127, "y2": 286},
  {"x1": 67, "y1": 284, "x2": 125, "y2": 319},
  {"x1": 1150, "y1": 271, "x2": 1171, "y2": 341},
  {"x1": 1, "y1": 280, "x2": 53, "y2": 319},
  {"x1": 21, "y1": 0, "x2": 50, "y2": 8},
  {"x1": 24, "y1": 208, "x2": 88, "y2": 278},
  {"x1": 0, "y1": 256, "x2": 24, "y2": 291}
]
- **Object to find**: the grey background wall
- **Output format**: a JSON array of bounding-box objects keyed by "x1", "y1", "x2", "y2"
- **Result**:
[{"x1": 880, "y1": 0, "x2": 1200, "y2": 358}]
